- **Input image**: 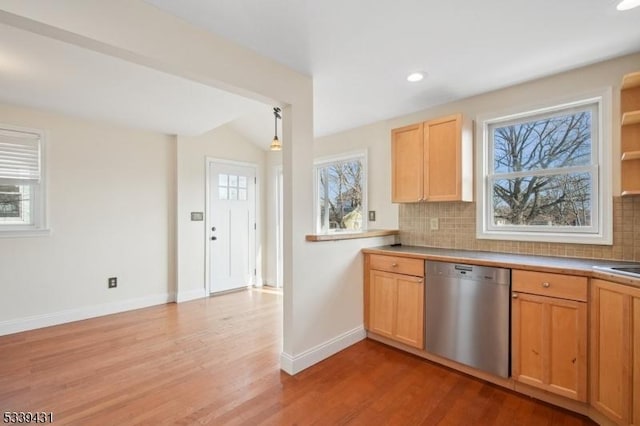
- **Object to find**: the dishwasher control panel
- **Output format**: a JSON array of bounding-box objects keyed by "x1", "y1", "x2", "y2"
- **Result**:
[{"x1": 426, "y1": 261, "x2": 510, "y2": 284}]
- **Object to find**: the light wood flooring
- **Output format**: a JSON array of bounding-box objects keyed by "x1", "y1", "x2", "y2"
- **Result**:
[{"x1": 0, "y1": 289, "x2": 595, "y2": 425}]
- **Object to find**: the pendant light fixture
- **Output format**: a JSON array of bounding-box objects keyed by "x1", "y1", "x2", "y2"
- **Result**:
[{"x1": 270, "y1": 107, "x2": 282, "y2": 151}]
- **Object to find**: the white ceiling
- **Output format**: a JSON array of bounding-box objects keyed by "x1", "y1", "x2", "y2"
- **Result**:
[
  {"x1": 146, "y1": 0, "x2": 640, "y2": 136},
  {"x1": 0, "y1": 2, "x2": 639, "y2": 149},
  {"x1": 0, "y1": 23, "x2": 271, "y2": 138}
]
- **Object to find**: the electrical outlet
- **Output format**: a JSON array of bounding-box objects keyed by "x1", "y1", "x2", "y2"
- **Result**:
[
  {"x1": 368, "y1": 210, "x2": 376, "y2": 221},
  {"x1": 430, "y1": 218, "x2": 439, "y2": 231},
  {"x1": 108, "y1": 277, "x2": 117, "y2": 288}
]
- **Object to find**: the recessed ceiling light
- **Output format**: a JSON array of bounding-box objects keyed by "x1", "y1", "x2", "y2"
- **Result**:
[
  {"x1": 407, "y1": 72, "x2": 425, "y2": 82},
  {"x1": 617, "y1": 0, "x2": 640, "y2": 10}
]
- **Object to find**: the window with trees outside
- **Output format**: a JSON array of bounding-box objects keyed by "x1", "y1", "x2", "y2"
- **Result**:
[
  {"x1": 315, "y1": 152, "x2": 367, "y2": 234},
  {"x1": 476, "y1": 93, "x2": 612, "y2": 245},
  {"x1": 0, "y1": 125, "x2": 47, "y2": 236}
]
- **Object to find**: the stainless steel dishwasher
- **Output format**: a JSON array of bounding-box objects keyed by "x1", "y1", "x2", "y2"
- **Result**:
[{"x1": 425, "y1": 260, "x2": 511, "y2": 378}]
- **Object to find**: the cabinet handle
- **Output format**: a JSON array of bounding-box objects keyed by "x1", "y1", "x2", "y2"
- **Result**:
[
  {"x1": 391, "y1": 263, "x2": 398, "y2": 267},
  {"x1": 542, "y1": 282, "x2": 550, "y2": 288},
  {"x1": 512, "y1": 293, "x2": 518, "y2": 299},
  {"x1": 417, "y1": 279, "x2": 423, "y2": 283}
]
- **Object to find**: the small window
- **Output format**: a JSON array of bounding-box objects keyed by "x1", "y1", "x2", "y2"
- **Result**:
[
  {"x1": 217, "y1": 174, "x2": 248, "y2": 202},
  {"x1": 476, "y1": 92, "x2": 612, "y2": 244},
  {"x1": 0, "y1": 125, "x2": 47, "y2": 236},
  {"x1": 314, "y1": 151, "x2": 367, "y2": 234}
]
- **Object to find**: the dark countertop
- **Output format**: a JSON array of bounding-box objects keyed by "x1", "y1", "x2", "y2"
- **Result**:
[{"x1": 363, "y1": 245, "x2": 640, "y2": 287}]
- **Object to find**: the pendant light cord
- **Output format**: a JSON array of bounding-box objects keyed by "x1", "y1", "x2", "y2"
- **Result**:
[{"x1": 274, "y1": 107, "x2": 281, "y2": 139}]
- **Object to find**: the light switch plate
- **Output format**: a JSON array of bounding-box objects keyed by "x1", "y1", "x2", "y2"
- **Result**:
[
  {"x1": 430, "y1": 218, "x2": 439, "y2": 230},
  {"x1": 368, "y1": 211, "x2": 376, "y2": 221}
]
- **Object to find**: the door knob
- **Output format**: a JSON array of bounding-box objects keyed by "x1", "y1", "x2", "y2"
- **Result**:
[{"x1": 211, "y1": 236, "x2": 217, "y2": 241}]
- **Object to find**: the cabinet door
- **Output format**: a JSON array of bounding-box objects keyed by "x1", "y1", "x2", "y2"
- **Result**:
[
  {"x1": 369, "y1": 270, "x2": 396, "y2": 339},
  {"x1": 512, "y1": 293, "x2": 587, "y2": 401},
  {"x1": 634, "y1": 295, "x2": 640, "y2": 426},
  {"x1": 391, "y1": 123, "x2": 423, "y2": 202},
  {"x1": 512, "y1": 293, "x2": 545, "y2": 387},
  {"x1": 547, "y1": 297, "x2": 587, "y2": 401},
  {"x1": 591, "y1": 279, "x2": 630, "y2": 424},
  {"x1": 394, "y1": 275, "x2": 424, "y2": 349},
  {"x1": 423, "y1": 114, "x2": 461, "y2": 201}
]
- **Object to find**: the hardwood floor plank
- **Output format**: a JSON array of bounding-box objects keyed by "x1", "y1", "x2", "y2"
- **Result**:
[{"x1": 0, "y1": 289, "x2": 594, "y2": 425}]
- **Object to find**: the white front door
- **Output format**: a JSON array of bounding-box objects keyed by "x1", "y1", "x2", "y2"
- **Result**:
[{"x1": 208, "y1": 161, "x2": 256, "y2": 294}]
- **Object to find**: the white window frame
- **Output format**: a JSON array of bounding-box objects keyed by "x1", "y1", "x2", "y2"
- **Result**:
[
  {"x1": 0, "y1": 123, "x2": 49, "y2": 237},
  {"x1": 313, "y1": 150, "x2": 368, "y2": 234},
  {"x1": 475, "y1": 89, "x2": 612, "y2": 245}
]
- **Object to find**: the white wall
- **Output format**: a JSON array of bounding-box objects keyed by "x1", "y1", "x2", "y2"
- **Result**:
[
  {"x1": 280, "y1": 234, "x2": 396, "y2": 373},
  {"x1": 316, "y1": 52, "x2": 640, "y2": 229},
  {"x1": 0, "y1": 1, "x2": 328, "y2": 375},
  {"x1": 388, "y1": 52, "x2": 640, "y2": 197},
  {"x1": 175, "y1": 124, "x2": 267, "y2": 300},
  {"x1": 0, "y1": 103, "x2": 175, "y2": 334},
  {"x1": 315, "y1": 121, "x2": 399, "y2": 230}
]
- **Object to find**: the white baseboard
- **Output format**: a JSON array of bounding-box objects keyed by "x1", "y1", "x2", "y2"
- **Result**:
[
  {"x1": 0, "y1": 292, "x2": 174, "y2": 336},
  {"x1": 280, "y1": 326, "x2": 366, "y2": 375},
  {"x1": 175, "y1": 287, "x2": 207, "y2": 303}
]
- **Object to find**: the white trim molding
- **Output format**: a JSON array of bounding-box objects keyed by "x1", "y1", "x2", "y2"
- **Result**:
[
  {"x1": 0, "y1": 292, "x2": 174, "y2": 336},
  {"x1": 280, "y1": 326, "x2": 366, "y2": 375},
  {"x1": 175, "y1": 287, "x2": 207, "y2": 303}
]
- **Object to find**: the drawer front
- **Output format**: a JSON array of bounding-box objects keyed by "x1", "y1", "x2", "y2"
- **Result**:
[
  {"x1": 368, "y1": 254, "x2": 424, "y2": 277},
  {"x1": 513, "y1": 270, "x2": 587, "y2": 302}
]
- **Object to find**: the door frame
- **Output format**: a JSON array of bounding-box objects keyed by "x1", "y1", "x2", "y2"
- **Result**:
[
  {"x1": 275, "y1": 165, "x2": 283, "y2": 288},
  {"x1": 204, "y1": 157, "x2": 259, "y2": 295}
]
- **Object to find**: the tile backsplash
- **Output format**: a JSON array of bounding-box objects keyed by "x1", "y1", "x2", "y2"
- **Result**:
[{"x1": 399, "y1": 196, "x2": 640, "y2": 261}]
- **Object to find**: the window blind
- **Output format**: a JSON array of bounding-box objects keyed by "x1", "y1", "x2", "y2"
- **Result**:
[{"x1": 0, "y1": 128, "x2": 41, "y2": 184}]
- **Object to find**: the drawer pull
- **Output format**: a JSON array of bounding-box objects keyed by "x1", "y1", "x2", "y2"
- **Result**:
[
  {"x1": 512, "y1": 293, "x2": 518, "y2": 299},
  {"x1": 417, "y1": 279, "x2": 423, "y2": 283},
  {"x1": 542, "y1": 282, "x2": 550, "y2": 288},
  {"x1": 391, "y1": 263, "x2": 398, "y2": 267}
]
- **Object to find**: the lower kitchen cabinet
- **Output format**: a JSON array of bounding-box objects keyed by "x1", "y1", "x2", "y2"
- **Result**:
[
  {"x1": 591, "y1": 279, "x2": 640, "y2": 426},
  {"x1": 511, "y1": 270, "x2": 587, "y2": 402},
  {"x1": 369, "y1": 269, "x2": 424, "y2": 349},
  {"x1": 362, "y1": 251, "x2": 640, "y2": 425}
]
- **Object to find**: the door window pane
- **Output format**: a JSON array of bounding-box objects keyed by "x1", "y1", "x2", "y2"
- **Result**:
[{"x1": 218, "y1": 187, "x2": 228, "y2": 200}]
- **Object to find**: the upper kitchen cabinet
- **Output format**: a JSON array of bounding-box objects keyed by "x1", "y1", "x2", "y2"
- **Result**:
[
  {"x1": 391, "y1": 123, "x2": 424, "y2": 202},
  {"x1": 621, "y1": 71, "x2": 640, "y2": 196},
  {"x1": 391, "y1": 114, "x2": 473, "y2": 203}
]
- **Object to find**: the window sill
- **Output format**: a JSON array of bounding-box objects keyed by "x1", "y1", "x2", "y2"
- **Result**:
[
  {"x1": 476, "y1": 229, "x2": 612, "y2": 246},
  {"x1": 305, "y1": 229, "x2": 399, "y2": 242},
  {"x1": 0, "y1": 228, "x2": 51, "y2": 238}
]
